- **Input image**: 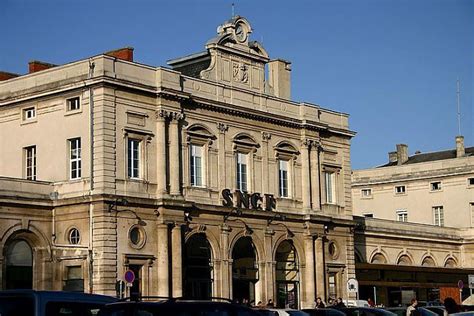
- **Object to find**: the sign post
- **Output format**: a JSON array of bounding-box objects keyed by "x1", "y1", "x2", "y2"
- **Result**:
[
  {"x1": 347, "y1": 278, "x2": 359, "y2": 300},
  {"x1": 458, "y1": 280, "x2": 464, "y2": 304}
]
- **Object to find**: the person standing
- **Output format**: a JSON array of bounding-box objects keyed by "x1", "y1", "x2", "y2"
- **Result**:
[
  {"x1": 314, "y1": 297, "x2": 326, "y2": 308},
  {"x1": 406, "y1": 298, "x2": 418, "y2": 316}
]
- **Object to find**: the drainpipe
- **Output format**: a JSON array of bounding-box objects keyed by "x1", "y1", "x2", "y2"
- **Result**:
[{"x1": 88, "y1": 58, "x2": 95, "y2": 293}]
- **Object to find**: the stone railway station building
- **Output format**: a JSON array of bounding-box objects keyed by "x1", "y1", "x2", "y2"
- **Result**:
[{"x1": 0, "y1": 16, "x2": 473, "y2": 308}]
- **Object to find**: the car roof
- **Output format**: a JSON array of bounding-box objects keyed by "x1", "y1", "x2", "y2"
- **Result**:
[{"x1": 0, "y1": 290, "x2": 116, "y2": 302}]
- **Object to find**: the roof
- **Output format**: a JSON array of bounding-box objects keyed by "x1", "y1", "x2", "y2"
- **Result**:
[{"x1": 379, "y1": 146, "x2": 474, "y2": 167}]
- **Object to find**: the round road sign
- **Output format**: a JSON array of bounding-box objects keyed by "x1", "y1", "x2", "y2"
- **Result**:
[
  {"x1": 458, "y1": 280, "x2": 464, "y2": 289},
  {"x1": 124, "y1": 270, "x2": 135, "y2": 283}
]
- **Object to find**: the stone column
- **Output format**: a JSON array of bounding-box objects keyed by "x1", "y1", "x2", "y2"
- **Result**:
[
  {"x1": 171, "y1": 224, "x2": 183, "y2": 297},
  {"x1": 310, "y1": 141, "x2": 321, "y2": 211},
  {"x1": 217, "y1": 123, "x2": 228, "y2": 190},
  {"x1": 156, "y1": 110, "x2": 167, "y2": 196},
  {"x1": 263, "y1": 228, "x2": 275, "y2": 303},
  {"x1": 304, "y1": 234, "x2": 316, "y2": 308},
  {"x1": 169, "y1": 112, "x2": 183, "y2": 195},
  {"x1": 220, "y1": 224, "x2": 231, "y2": 299},
  {"x1": 301, "y1": 139, "x2": 311, "y2": 211},
  {"x1": 315, "y1": 236, "x2": 326, "y2": 301},
  {"x1": 157, "y1": 223, "x2": 169, "y2": 297},
  {"x1": 262, "y1": 132, "x2": 271, "y2": 193}
]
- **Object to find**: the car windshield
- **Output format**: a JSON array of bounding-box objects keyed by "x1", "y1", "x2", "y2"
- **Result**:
[{"x1": 0, "y1": 296, "x2": 34, "y2": 316}]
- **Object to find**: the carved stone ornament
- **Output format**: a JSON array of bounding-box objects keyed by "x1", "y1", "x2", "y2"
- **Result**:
[
  {"x1": 301, "y1": 139, "x2": 311, "y2": 148},
  {"x1": 261, "y1": 132, "x2": 272, "y2": 141},
  {"x1": 233, "y1": 62, "x2": 249, "y2": 83},
  {"x1": 217, "y1": 123, "x2": 229, "y2": 133},
  {"x1": 156, "y1": 109, "x2": 184, "y2": 121}
]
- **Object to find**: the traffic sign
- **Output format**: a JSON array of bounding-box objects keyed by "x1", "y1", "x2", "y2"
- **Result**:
[
  {"x1": 458, "y1": 280, "x2": 464, "y2": 289},
  {"x1": 124, "y1": 270, "x2": 135, "y2": 283},
  {"x1": 469, "y1": 275, "x2": 474, "y2": 289},
  {"x1": 347, "y1": 278, "x2": 359, "y2": 293}
]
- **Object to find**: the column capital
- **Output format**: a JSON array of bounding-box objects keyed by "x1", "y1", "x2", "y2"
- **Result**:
[
  {"x1": 301, "y1": 138, "x2": 311, "y2": 148},
  {"x1": 310, "y1": 139, "x2": 321, "y2": 150},
  {"x1": 261, "y1": 132, "x2": 272, "y2": 142},
  {"x1": 217, "y1": 122, "x2": 229, "y2": 133},
  {"x1": 169, "y1": 111, "x2": 184, "y2": 122}
]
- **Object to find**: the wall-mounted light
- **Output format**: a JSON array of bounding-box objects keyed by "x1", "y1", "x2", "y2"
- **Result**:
[
  {"x1": 226, "y1": 218, "x2": 253, "y2": 236},
  {"x1": 223, "y1": 208, "x2": 243, "y2": 221},
  {"x1": 106, "y1": 198, "x2": 146, "y2": 226}
]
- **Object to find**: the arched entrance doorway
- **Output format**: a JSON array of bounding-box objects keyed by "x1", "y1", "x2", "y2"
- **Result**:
[
  {"x1": 275, "y1": 240, "x2": 299, "y2": 309},
  {"x1": 232, "y1": 236, "x2": 258, "y2": 303},
  {"x1": 5, "y1": 239, "x2": 33, "y2": 289},
  {"x1": 183, "y1": 233, "x2": 213, "y2": 299}
]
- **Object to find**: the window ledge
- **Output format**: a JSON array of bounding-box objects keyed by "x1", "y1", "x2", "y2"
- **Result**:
[{"x1": 65, "y1": 109, "x2": 83, "y2": 116}]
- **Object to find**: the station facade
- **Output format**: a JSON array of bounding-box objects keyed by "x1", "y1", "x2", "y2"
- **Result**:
[{"x1": 0, "y1": 17, "x2": 356, "y2": 308}]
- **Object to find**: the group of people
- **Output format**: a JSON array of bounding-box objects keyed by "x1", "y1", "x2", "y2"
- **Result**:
[
  {"x1": 234, "y1": 298, "x2": 275, "y2": 308},
  {"x1": 406, "y1": 297, "x2": 460, "y2": 316},
  {"x1": 313, "y1": 297, "x2": 347, "y2": 309}
]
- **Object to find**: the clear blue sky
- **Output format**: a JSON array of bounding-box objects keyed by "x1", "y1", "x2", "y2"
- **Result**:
[{"x1": 1, "y1": 0, "x2": 472, "y2": 169}]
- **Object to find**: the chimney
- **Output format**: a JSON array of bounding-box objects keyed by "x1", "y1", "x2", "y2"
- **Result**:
[
  {"x1": 105, "y1": 47, "x2": 134, "y2": 62},
  {"x1": 396, "y1": 144, "x2": 408, "y2": 165},
  {"x1": 456, "y1": 136, "x2": 465, "y2": 158},
  {"x1": 0, "y1": 71, "x2": 20, "y2": 81},
  {"x1": 268, "y1": 59, "x2": 291, "y2": 99},
  {"x1": 388, "y1": 151, "x2": 398, "y2": 163},
  {"x1": 29, "y1": 60, "x2": 56, "y2": 73}
]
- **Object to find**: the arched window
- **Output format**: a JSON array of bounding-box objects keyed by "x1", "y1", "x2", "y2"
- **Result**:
[
  {"x1": 422, "y1": 256, "x2": 436, "y2": 267},
  {"x1": 371, "y1": 253, "x2": 387, "y2": 264},
  {"x1": 275, "y1": 240, "x2": 299, "y2": 308},
  {"x1": 444, "y1": 258, "x2": 457, "y2": 268},
  {"x1": 397, "y1": 255, "x2": 412, "y2": 266},
  {"x1": 184, "y1": 233, "x2": 213, "y2": 299},
  {"x1": 5, "y1": 240, "x2": 33, "y2": 289},
  {"x1": 232, "y1": 236, "x2": 258, "y2": 303}
]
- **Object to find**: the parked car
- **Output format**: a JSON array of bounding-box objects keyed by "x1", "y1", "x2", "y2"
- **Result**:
[
  {"x1": 302, "y1": 308, "x2": 347, "y2": 316},
  {"x1": 264, "y1": 309, "x2": 309, "y2": 316},
  {"x1": 0, "y1": 290, "x2": 117, "y2": 316},
  {"x1": 99, "y1": 299, "x2": 262, "y2": 316},
  {"x1": 338, "y1": 307, "x2": 397, "y2": 316}
]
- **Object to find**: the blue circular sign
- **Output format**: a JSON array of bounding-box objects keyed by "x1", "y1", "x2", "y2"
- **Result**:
[
  {"x1": 124, "y1": 270, "x2": 135, "y2": 283},
  {"x1": 458, "y1": 280, "x2": 464, "y2": 289}
]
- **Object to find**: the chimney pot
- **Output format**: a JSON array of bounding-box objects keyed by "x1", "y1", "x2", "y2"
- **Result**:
[
  {"x1": 396, "y1": 144, "x2": 408, "y2": 165},
  {"x1": 456, "y1": 136, "x2": 465, "y2": 158},
  {"x1": 268, "y1": 59, "x2": 291, "y2": 100},
  {"x1": 0, "y1": 71, "x2": 20, "y2": 81},
  {"x1": 105, "y1": 47, "x2": 134, "y2": 62},
  {"x1": 388, "y1": 151, "x2": 398, "y2": 163},
  {"x1": 28, "y1": 60, "x2": 56, "y2": 74}
]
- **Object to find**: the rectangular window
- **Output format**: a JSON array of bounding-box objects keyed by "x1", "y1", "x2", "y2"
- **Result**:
[
  {"x1": 363, "y1": 213, "x2": 374, "y2": 218},
  {"x1": 67, "y1": 97, "x2": 80, "y2": 111},
  {"x1": 433, "y1": 206, "x2": 444, "y2": 226},
  {"x1": 190, "y1": 144, "x2": 203, "y2": 187},
  {"x1": 325, "y1": 172, "x2": 336, "y2": 204},
  {"x1": 23, "y1": 107, "x2": 36, "y2": 120},
  {"x1": 63, "y1": 266, "x2": 84, "y2": 292},
  {"x1": 396, "y1": 210, "x2": 408, "y2": 222},
  {"x1": 328, "y1": 272, "x2": 337, "y2": 299},
  {"x1": 395, "y1": 185, "x2": 406, "y2": 194},
  {"x1": 279, "y1": 160, "x2": 289, "y2": 197},
  {"x1": 468, "y1": 178, "x2": 474, "y2": 186},
  {"x1": 236, "y1": 152, "x2": 247, "y2": 192},
  {"x1": 361, "y1": 188, "x2": 372, "y2": 197},
  {"x1": 25, "y1": 146, "x2": 36, "y2": 180},
  {"x1": 431, "y1": 181, "x2": 441, "y2": 191},
  {"x1": 128, "y1": 139, "x2": 140, "y2": 179},
  {"x1": 69, "y1": 138, "x2": 81, "y2": 180}
]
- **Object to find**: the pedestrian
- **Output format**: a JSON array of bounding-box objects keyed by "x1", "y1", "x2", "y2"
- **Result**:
[
  {"x1": 257, "y1": 301, "x2": 264, "y2": 308},
  {"x1": 443, "y1": 297, "x2": 460, "y2": 315},
  {"x1": 314, "y1": 297, "x2": 326, "y2": 308},
  {"x1": 334, "y1": 297, "x2": 346, "y2": 309},
  {"x1": 406, "y1": 298, "x2": 418, "y2": 316},
  {"x1": 368, "y1": 298, "x2": 375, "y2": 307},
  {"x1": 266, "y1": 299, "x2": 274, "y2": 307},
  {"x1": 328, "y1": 298, "x2": 334, "y2": 306}
]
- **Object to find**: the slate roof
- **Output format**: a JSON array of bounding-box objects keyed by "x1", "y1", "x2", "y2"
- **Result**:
[{"x1": 379, "y1": 146, "x2": 474, "y2": 167}]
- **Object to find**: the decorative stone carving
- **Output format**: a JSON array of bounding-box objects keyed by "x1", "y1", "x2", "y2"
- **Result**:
[
  {"x1": 261, "y1": 132, "x2": 271, "y2": 141},
  {"x1": 217, "y1": 123, "x2": 229, "y2": 133},
  {"x1": 232, "y1": 62, "x2": 249, "y2": 83}
]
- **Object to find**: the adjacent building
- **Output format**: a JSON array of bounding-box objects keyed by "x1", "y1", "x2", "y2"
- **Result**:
[
  {"x1": 352, "y1": 139, "x2": 474, "y2": 305},
  {"x1": 0, "y1": 17, "x2": 356, "y2": 308}
]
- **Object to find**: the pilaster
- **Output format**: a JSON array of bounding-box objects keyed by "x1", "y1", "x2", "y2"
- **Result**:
[{"x1": 157, "y1": 223, "x2": 169, "y2": 297}]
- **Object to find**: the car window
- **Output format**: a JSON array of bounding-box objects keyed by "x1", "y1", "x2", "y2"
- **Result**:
[
  {"x1": 0, "y1": 297, "x2": 34, "y2": 316},
  {"x1": 45, "y1": 302, "x2": 105, "y2": 316},
  {"x1": 288, "y1": 311, "x2": 310, "y2": 316}
]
